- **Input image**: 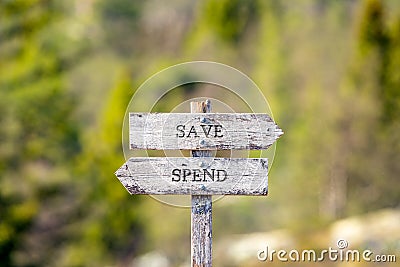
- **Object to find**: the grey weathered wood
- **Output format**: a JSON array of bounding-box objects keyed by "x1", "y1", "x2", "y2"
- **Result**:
[
  {"x1": 191, "y1": 100, "x2": 212, "y2": 267},
  {"x1": 115, "y1": 100, "x2": 277, "y2": 267},
  {"x1": 129, "y1": 112, "x2": 283, "y2": 150},
  {"x1": 115, "y1": 156, "x2": 268, "y2": 195}
]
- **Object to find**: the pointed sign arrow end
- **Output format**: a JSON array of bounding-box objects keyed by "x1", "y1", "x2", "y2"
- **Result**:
[{"x1": 115, "y1": 162, "x2": 148, "y2": 195}]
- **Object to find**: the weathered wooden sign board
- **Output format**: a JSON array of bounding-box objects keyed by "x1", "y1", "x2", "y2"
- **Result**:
[
  {"x1": 129, "y1": 113, "x2": 283, "y2": 150},
  {"x1": 115, "y1": 100, "x2": 283, "y2": 267},
  {"x1": 116, "y1": 157, "x2": 268, "y2": 195}
]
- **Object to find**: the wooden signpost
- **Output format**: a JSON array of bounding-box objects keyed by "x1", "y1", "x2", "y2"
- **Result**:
[
  {"x1": 116, "y1": 157, "x2": 269, "y2": 195},
  {"x1": 115, "y1": 100, "x2": 283, "y2": 267},
  {"x1": 129, "y1": 112, "x2": 282, "y2": 150}
]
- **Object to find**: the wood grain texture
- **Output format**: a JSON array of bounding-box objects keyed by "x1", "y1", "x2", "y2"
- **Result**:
[
  {"x1": 114, "y1": 157, "x2": 268, "y2": 196},
  {"x1": 191, "y1": 100, "x2": 213, "y2": 267},
  {"x1": 129, "y1": 112, "x2": 283, "y2": 150}
]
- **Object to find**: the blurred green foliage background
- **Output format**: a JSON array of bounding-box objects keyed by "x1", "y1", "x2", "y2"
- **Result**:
[{"x1": 1, "y1": 0, "x2": 399, "y2": 266}]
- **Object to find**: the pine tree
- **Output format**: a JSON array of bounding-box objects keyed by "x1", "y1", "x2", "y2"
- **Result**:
[
  {"x1": 341, "y1": 0, "x2": 400, "y2": 214},
  {"x1": 0, "y1": 1, "x2": 80, "y2": 265},
  {"x1": 60, "y1": 70, "x2": 144, "y2": 266}
]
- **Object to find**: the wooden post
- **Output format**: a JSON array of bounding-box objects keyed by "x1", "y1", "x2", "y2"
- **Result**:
[
  {"x1": 191, "y1": 100, "x2": 212, "y2": 267},
  {"x1": 116, "y1": 98, "x2": 283, "y2": 265}
]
